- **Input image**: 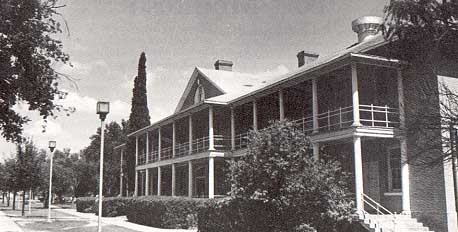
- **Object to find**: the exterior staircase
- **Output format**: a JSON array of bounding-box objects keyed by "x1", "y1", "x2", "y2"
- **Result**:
[
  {"x1": 360, "y1": 193, "x2": 433, "y2": 232},
  {"x1": 360, "y1": 214, "x2": 434, "y2": 232}
]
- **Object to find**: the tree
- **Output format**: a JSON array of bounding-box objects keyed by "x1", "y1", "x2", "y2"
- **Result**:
[
  {"x1": 0, "y1": 0, "x2": 73, "y2": 143},
  {"x1": 126, "y1": 52, "x2": 151, "y2": 194},
  {"x1": 229, "y1": 121, "x2": 353, "y2": 232}
]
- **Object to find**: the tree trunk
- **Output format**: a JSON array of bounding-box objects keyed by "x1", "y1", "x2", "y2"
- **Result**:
[
  {"x1": 12, "y1": 191, "x2": 16, "y2": 210},
  {"x1": 21, "y1": 190, "x2": 25, "y2": 216},
  {"x1": 7, "y1": 191, "x2": 10, "y2": 207}
]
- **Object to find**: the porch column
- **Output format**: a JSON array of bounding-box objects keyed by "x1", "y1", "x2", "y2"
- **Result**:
[
  {"x1": 279, "y1": 89, "x2": 285, "y2": 120},
  {"x1": 134, "y1": 170, "x2": 138, "y2": 196},
  {"x1": 312, "y1": 142, "x2": 319, "y2": 160},
  {"x1": 208, "y1": 157, "x2": 215, "y2": 198},
  {"x1": 353, "y1": 136, "x2": 364, "y2": 213},
  {"x1": 397, "y1": 68, "x2": 406, "y2": 129},
  {"x1": 135, "y1": 136, "x2": 139, "y2": 166},
  {"x1": 209, "y1": 106, "x2": 215, "y2": 150},
  {"x1": 188, "y1": 161, "x2": 193, "y2": 197},
  {"x1": 171, "y1": 164, "x2": 176, "y2": 196},
  {"x1": 231, "y1": 107, "x2": 235, "y2": 150},
  {"x1": 172, "y1": 122, "x2": 176, "y2": 157},
  {"x1": 157, "y1": 166, "x2": 161, "y2": 196},
  {"x1": 158, "y1": 128, "x2": 162, "y2": 160},
  {"x1": 189, "y1": 115, "x2": 193, "y2": 154},
  {"x1": 312, "y1": 79, "x2": 319, "y2": 133},
  {"x1": 145, "y1": 168, "x2": 150, "y2": 196},
  {"x1": 253, "y1": 100, "x2": 258, "y2": 131},
  {"x1": 146, "y1": 132, "x2": 149, "y2": 163},
  {"x1": 351, "y1": 63, "x2": 361, "y2": 126}
]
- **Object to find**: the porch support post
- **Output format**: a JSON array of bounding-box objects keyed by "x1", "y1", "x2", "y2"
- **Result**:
[
  {"x1": 146, "y1": 132, "x2": 149, "y2": 163},
  {"x1": 351, "y1": 63, "x2": 362, "y2": 126},
  {"x1": 353, "y1": 136, "x2": 364, "y2": 213},
  {"x1": 135, "y1": 136, "x2": 139, "y2": 166},
  {"x1": 157, "y1": 166, "x2": 161, "y2": 196},
  {"x1": 189, "y1": 115, "x2": 193, "y2": 154},
  {"x1": 171, "y1": 164, "x2": 176, "y2": 196},
  {"x1": 209, "y1": 106, "x2": 215, "y2": 150},
  {"x1": 158, "y1": 128, "x2": 162, "y2": 160},
  {"x1": 400, "y1": 138, "x2": 411, "y2": 214},
  {"x1": 312, "y1": 79, "x2": 319, "y2": 133},
  {"x1": 279, "y1": 89, "x2": 285, "y2": 120},
  {"x1": 134, "y1": 170, "x2": 138, "y2": 196},
  {"x1": 231, "y1": 107, "x2": 235, "y2": 150},
  {"x1": 397, "y1": 68, "x2": 406, "y2": 129},
  {"x1": 312, "y1": 142, "x2": 319, "y2": 160},
  {"x1": 172, "y1": 122, "x2": 176, "y2": 157},
  {"x1": 145, "y1": 168, "x2": 150, "y2": 196},
  {"x1": 208, "y1": 157, "x2": 215, "y2": 199},
  {"x1": 188, "y1": 161, "x2": 193, "y2": 197},
  {"x1": 253, "y1": 100, "x2": 258, "y2": 131}
]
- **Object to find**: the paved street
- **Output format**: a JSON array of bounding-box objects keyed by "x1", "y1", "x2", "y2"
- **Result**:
[{"x1": 0, "y1": 201, "x2": 196, "y2": 232}]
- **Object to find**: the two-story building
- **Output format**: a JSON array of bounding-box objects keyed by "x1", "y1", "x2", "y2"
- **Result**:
[{"x1": 115, "y1": 16, "x2": 458, "y2": 232}]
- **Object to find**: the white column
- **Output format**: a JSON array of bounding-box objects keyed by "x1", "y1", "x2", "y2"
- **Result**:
[
  {"x1": 189, "y1": 115, "x2": 193, "y2": 154},
  {"x1": 231, "y1": 107, "x2": 235, "y2": 150},
  {"x1": 253, "y1": 100, "x2": 258, "y2": 131},
  {"x1": 353, "y1": 136, "x2": 364, "y2": 213},
  {"x1": 279, "y1": 89, "x2": 285, "y2": 120},
  {"x1": 312, "y1": 79, "x2": 319, "y2": 133},
  {"x1": 135, "y1": 136, "x2": 139, "y2": 166},
  {"x1": 188, "y1": 161, "x2": 193, "y2": 197},
  {"x1": 172, "y1": 122, "x2": 176, "y2": 157},
  {"x1": 208, "y1": 157, "x2": 215, "y2": 198},
  {"x1": 399, "y1": 138, "x2": 411, "y2": 214},
  {"x1": 157, "y1": 167, "x2": 161, "y2": 196},
  {"x1": 209, "y1": 106, "x2": 215, "y2": 150},
  {"x1": 397, "y1": 68, "x2": 406, "y2": 130},
  {"x1": 145, "y1": 168, "x2": 150, "y2": 196},
  {"x1": 351, "y1": 63, "x2": 361, "y2": 126},
  {"x1": 146, "y1": 132, "x2": 149, "y2": 163},
  {"x1": 171, "y1": 164, "x2": 176, "y2": 196},
  {"x1": 134, "y1": 170, "x2": 138, "y2": 196},
  {"x1": 444, "y1": 156, "x2": 458, "y2": 232},
  {"x1": 312, "y1": 143, "x2": 319, "y2": 160},
  {"x1": 158, "y1": 128, "x2": 162, "y2": 160}
]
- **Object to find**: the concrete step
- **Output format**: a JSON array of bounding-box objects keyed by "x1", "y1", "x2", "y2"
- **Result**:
[{"x1": 361, "y1": 214, "x2": 433, "y2": 232}]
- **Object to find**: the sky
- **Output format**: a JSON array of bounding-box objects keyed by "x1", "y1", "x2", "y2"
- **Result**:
[{"x1": 0, "y1": 0, "x2": 388, "y2": 159}]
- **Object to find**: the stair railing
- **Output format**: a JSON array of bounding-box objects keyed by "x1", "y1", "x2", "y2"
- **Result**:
[{"x1": 361, "y1": 193, "x2": 398, "y2": 232}]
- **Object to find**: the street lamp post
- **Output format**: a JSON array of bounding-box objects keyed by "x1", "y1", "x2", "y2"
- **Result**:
[
  {"x1": 47, "y1": 140, "x2": 56, "y2": 222},
  {"x1": 96, "y1": 101, "x2": 109, "y2": 232}
]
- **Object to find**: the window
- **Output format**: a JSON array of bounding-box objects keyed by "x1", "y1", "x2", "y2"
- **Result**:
[
  {"x1": 194, "y1": 80, "x2": 205, "y2": 104},
  {"x1": 387, "y1": 147, "x2": 401, "y2": 192}
]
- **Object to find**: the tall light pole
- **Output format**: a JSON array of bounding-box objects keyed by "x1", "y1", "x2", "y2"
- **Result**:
[
  {"x1": 47, "y1": 140, "x2": 56, "y2": 222},
  {"x1": 96, "y1": 101, "x2": 109, "y2": 232}
]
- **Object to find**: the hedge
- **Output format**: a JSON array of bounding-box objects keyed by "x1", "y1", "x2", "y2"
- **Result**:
[
  {"x1": 126, "y1": 196, "x2": 209, "y2": 229},
  {"x1": 94, "y1": 197, "x2": 133, "y2": 217},
  {"x1": 75, "y1": 197, "x2": 96, "y2": 213}
]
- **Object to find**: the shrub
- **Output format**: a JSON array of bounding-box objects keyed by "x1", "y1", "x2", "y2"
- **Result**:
[
  {"x1": 94, "y1": 197, "x2": 133, "y2": 217},
  {"x1": 75, "y1": 197, "x2": 95, "y2": 213},
  {"x1": 126, "y1": 196, "x2": 208, "y2": 229},
  {"x1": 198, "y1": 120, "x2": 353, "y2": 232}
]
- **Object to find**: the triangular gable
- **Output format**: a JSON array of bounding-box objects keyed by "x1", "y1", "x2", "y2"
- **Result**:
[{"x1": 174, "y1": 67, "x2": 226, "y2": 113}]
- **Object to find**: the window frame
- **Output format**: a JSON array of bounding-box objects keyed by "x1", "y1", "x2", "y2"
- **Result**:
[{"x1": 387, "y1": 145, "x2": 402, "y2": 192}]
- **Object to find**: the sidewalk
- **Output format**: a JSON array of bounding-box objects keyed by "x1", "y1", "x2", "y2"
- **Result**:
[
  {"x1": 0, "y1": 210, "x2": 24, "y2": 232},
  {"x1": 53, "y1": 208, "x2": 196, "y2": 232}
]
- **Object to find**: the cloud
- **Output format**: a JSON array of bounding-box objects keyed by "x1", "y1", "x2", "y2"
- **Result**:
[
  {"x1": 25, "y1": 119, "x2": 62, "y2": 138},
  {"x1": 255, "y1": 64, "x2": 289, "y2": 80}
]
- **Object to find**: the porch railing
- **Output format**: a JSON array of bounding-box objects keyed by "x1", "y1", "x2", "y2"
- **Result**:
[
  {"x1": 192, "y1": 136, "x2": 209, "y2": 153},
  {"x1": 148, "y1": 150, "x2": 159, "y2": 163},
  {"x1": 214, "y1": 135, "x2": 231, "y2": 150},
  {"x1": 359, "y1": 104, "x2": 399, "y2": 128},
  {"x1": 138, "y1": 152, "x2": 147, "y2": 165},
  {"x1": 234, "y1": 132, "x2": 249, "y2": 150},
  {"x1": 175, "y1": 141, "x2": 190, "y2": 157},
  {"x1": 160, "y1": 147, "x2": 173, "y2": 160}
]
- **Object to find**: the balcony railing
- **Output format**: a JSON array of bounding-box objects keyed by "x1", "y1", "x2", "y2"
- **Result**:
[
  {"x1": 234, "y1": 132, "x2": 249, "y2": 150},
  {"x1": 175, "y1": 142, "x2": 190, "y2": 157},
  {"x1": 148, "y1": 150, "x2": 159, "y2": 163},
  {"x1": 359, "y1": 104, "x2": 399, "y2": 128},
  {"x1": 138, "y1": 152, "x2": 147, "y2": 165},
  {"x1": 192, "y1": 136, "x2": 209, "y2": 153},
  {"x1": 214, "y1": 135, "x2": 231, "y2": 151},
  {"x1": 161, "y1": 147, "x2": 173, "y2": 160}
]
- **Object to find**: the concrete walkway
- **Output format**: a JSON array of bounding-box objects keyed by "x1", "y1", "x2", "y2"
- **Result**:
[
  {"x1": 53, "y1": 208, "x2": 196, "y2": 232},
  {"x1": 0, "y1": 210, "x2": 24, "y2": 232}
]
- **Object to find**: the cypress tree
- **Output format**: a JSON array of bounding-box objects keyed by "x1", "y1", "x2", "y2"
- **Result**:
[{"x1": 126, "y1": 52, "x2": 150, "y2": 194}]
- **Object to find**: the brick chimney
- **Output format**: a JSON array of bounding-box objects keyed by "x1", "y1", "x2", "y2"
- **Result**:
[
  {"x1": 352, "y1": 16, "x2": 383, "y2": 43},
  {"x1": 297, "y1": 51, "x2": 319, "y2": 68},
  {"x1": 214, "y1": 60, "x2": 233, "y2": 71}
]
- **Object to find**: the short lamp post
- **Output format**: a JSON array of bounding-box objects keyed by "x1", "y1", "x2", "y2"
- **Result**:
[
  {"x1": 96, "y1": 101, "x2": 109, "y2": 232},
  {"x1": 47, "y1": 140, "x2": 56, "y2": 222}
]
